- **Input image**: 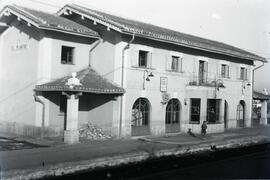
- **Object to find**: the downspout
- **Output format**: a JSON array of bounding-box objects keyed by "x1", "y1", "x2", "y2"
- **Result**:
[
  {"x1": 252, "y1": 61, "x2": 265, "y2": 126},
  {"x1": 89, "y1": 37, "x2": 102, "y2": 66},
  {"x1": 252, "y1": 61, "x2": 265, "y2": 97},
  {"x1": 119, "y1": 34, "x2": 135, "y2": 137},
  {"x1": 34, "y1": 93, "x2": 45, "y2": 137}
]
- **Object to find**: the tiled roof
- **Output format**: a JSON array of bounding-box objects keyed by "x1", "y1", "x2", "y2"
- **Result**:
[
  {"x1": 0, "y1": 5, "x2": 99, "y2": 38},
  {"x1": 253, "y1": 91, "x2": 270, "y2": 100},
  {"x1": 35, "y1": 67, "x2": 125, "y2": 94},
  {"x1": 59, "y1": 4, "x2": 266, "y2": 62}
]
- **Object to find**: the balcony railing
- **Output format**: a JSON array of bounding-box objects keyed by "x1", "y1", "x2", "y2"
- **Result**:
[{"x1": 188, "y1": 74, "x2": 217, "y2": 87}]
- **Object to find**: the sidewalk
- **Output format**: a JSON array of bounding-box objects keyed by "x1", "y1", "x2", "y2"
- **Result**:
[{"x1": 1, "y1": 125, "x2": 270, "y2": 180}]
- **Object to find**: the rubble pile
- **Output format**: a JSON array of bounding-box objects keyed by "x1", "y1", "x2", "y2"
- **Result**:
[{"x1": 79, "y1": 122, "x2": 112, "y2": 140}]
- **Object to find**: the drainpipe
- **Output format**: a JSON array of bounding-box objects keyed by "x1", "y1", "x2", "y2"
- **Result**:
[
  {"x1": 89, "y1": 37, "x2": 102, "y2": 66},
  {"x1": 252, "y1": 61, "x2": 265, "y2": 97},
  {"x1": 252, "y1": 61, "x2": 265, "y2": 125},
  {"x1": 34, "y1": 93, "x2": 45, "y2": 138},
  {"x1": 119, "y1": 34, "x2": 135, "y2": 137}
]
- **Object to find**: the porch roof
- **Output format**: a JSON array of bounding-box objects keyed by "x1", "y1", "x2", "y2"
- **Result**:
[
  {"x1": 35, "y1": 68, "x2": 125, "y2": 95},
  {"x1": 253, "y1": 91, "x2": 270, "y2": 101}
]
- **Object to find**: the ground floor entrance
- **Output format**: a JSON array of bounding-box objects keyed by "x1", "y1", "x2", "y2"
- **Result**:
[{"x1": 165, "y1": 99, "x2": 180, "y2": 133}]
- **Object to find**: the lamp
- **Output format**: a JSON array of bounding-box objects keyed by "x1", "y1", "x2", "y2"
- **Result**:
[
  {"x1": 143, "y1": 70, "x2": 154, "y2": 89},
  {"x1": 148, "y1": 72, "x2": 154, "y2": 77}
]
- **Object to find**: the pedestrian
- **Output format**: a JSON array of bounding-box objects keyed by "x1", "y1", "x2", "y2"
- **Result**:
[{"x1": 201, "y1": 121, "x2": 207, "y2": 136}]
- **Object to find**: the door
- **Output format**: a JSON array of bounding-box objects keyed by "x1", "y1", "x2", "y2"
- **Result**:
[{"x1": 165, "y1": 99, "x2": 180, "y2": 133}]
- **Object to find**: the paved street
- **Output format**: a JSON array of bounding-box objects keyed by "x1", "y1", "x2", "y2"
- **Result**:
[{"x1": 0, "y1": 125, "x2": 270, "y2": 179}]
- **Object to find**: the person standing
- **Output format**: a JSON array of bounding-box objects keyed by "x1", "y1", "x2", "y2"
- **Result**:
[{"x1": 201, "y1": 121, "x2": 207, "y2": 136}]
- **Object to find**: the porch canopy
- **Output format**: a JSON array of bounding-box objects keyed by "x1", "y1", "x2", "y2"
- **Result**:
[
  {"x1": 35, "y1": 67, "x2": 125, "y2": 94},
  {"x1": 35, "y1": 67, "x2": 124, "y2": 144},
  {"x1": 253, "y1": 91, "x2": 270, "y2": 101}
]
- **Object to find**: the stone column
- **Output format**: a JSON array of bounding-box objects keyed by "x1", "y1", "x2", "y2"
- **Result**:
[
  {"x1": 64, "y1": 93, "x2": 81, "y2": 144},
  {"x1": 260, "y1": 101, "x2": 268, "y2": 125}
]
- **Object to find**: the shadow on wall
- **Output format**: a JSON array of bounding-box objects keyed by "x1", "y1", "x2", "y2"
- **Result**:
[{"x1": 43, "y1": 92, "x2": 117, "y2": 111}]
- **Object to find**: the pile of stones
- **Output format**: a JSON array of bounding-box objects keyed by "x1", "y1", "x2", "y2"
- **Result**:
[{"x1": 79, "y1": 122, "x2": 111, "y2": 140}]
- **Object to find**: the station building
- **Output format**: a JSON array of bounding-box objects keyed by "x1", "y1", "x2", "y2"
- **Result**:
[{"x1": 0, "y1": 4, "x2": 266, "y2": 143}]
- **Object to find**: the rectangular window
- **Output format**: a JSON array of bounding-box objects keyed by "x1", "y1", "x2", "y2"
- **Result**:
[
  {"x1": 171, "y1": 56, "x2": 182, "y2": 72},
  {"x1": 221, "y1": 64, "x2": 229, "y2": 78},
  {"x1": 199, "y1": 60, "x2": 208, "y2": 84},
  {"x1": 190, "y1": 98, "x2": 201, "y2": 124},
  {"x1": 240, "y1": 67, "x2": 248, "y2": 80},
  {"x1": 207, "y1": 99, "x2": 220, "y2": 123},
  {"x1": 138, "y1": 50, "x2": 148, "y2": 67},
  {"x1": 61, "y1": 46, "x2": 74, "y2": 64},
  {"x1": 59, "y1": 95, "x2": 67, "y2": 113}
]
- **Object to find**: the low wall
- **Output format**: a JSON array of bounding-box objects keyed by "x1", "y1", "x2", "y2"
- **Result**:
[
  {"x1": 181, "y1": 123, "x2": 224, "y2": 134},
  {"x1": 0, "y1": 121, "x2": 62, "y2": 138}
]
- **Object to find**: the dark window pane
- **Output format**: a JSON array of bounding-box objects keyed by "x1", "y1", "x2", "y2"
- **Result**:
[
  {"x1": 139, "y1": 50, "x2": 148, "y2": 67},
  {"x1": 190, "y1": 98, "x2": 200, "y2": 123},
  {"x1": 61, "y1": 46, "x2": 74, "y2": 64}
]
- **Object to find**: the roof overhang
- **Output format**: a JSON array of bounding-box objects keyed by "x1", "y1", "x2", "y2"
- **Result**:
[
  {"x1": 58, "y1": 4, "x2": 267, "y2": 63},
  {"x1": 0, "y1": 5, "x2": 100, "y2": 39},
  {"x1": 253, "y1": 91, "x2": 270, "y2": 101}
]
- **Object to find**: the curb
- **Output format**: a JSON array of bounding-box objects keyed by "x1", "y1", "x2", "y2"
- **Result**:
[{"x1": 1, "y1": 135, "x2": 269, "y2": 180}]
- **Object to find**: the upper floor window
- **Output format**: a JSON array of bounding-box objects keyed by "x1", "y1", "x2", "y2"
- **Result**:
[
  {"x1": 240, "y1": 67, "x2": 248, "y2": 80},
  {"x1": 221, "y1": 64, "x2": 229, "y2": 78},
  {"x1": 172, "y1": 56, "x2": 182, "y2": 72},
  {"x1": 199, "y1": 60, "x2": 208, "y2": 84},
  {"x1": 166, "y1": 55, "x2": 183, "y2": 72},
  {"x1": 139, "y1": 50, "x2": 149, "y2": 67},
  {"x1": 61, "y1": 46, "x2": 74, "y2": 64}
]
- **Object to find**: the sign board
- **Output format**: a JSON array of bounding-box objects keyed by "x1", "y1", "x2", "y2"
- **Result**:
[
  {"x1": 160, "y1": 77, "x2": 168, "y2": 92},
  {"x1": 11, "y1": 40, "x2": 28, "y2": 51}
]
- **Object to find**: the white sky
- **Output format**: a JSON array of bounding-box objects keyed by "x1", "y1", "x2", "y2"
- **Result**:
[{"x1": 1, "y1": 0, "x2": 270, "y2": 92}]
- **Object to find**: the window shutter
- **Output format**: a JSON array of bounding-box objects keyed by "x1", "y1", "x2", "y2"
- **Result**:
[
  {"x1": 218, "y1": 64, "x2": 222, "y2": 77},
  {"x1": 166, "y1": 55, "x2": 172, "y2": 71},
  {"x1": 227, "y1": 65, "x2": 230, "y2": 78},
  {"x1": 245, "y1": 68, "x2": 248, "y2": 80},
  {"x1": 204, "y1": 61, "x2": 208, "y2": 81},
  {"x1": 131, "y1": 50, "x2": 139, "y2": 67},
  {"x1": 236, "y1": 67, "x2": 240, "y2": 79},
  {"x1": 147, "y1": 52, "x2": 153, "y2": 69},
  {"x1": 178, "y1": 57, "x2": 183, "y2": 72}
]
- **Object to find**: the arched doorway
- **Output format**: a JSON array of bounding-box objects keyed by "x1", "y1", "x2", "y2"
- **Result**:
[
  {"x1": 224, "y1": 100, "x2": 228, "y2": 129},
  {"x1": 165, "y1": 99, "x2": 180, "y2": 133},
  {"x1": 131, "y1": 98, "x2": 151, "y2": 136},
  {"x1": 237, "y1": 100, "x2": 245, "y2": 127}
]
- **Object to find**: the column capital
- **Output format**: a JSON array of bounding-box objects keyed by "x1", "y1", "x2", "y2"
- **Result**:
[{"x1": 62, "y1": 91, "x2": 83, "y2": 99}]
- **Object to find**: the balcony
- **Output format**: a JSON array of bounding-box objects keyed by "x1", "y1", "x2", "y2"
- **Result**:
[{"x1": 188, "y1": 75, "x2": 216, "y2": 87}]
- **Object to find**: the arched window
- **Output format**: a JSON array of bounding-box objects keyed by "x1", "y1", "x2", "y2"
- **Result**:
[
  {"x1": 132, "y1": 98, "x2": 150, "y2": 127},
  {"x1": 237, "y1": 100, "x2": 245, "y2": 127},
  {"x1": 166, "y1": 99, "x2": 180, "y2": 124}
]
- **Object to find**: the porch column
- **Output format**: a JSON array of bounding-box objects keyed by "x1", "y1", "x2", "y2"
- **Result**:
[
  {"x1": 260, "y1": 101, "x2": 268, "y2": 125},
  {"x1": 64, "y1": 93, "x2": 81, "y2": 144}
]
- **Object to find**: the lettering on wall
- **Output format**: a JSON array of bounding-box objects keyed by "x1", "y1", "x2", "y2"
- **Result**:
[{"x1": 11, "y1": 40, "x2": 28, "y2": 51}]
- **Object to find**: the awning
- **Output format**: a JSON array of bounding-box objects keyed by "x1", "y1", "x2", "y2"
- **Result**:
[
  {"x1": 35, "y1": 67, "x2": 125, "y2": 94},
  {"x1": 253, "y1": 91, "x2": 270, "y2": 101}
]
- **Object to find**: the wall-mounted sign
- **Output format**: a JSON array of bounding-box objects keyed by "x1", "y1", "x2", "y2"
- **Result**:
[
  {"x1": 11, "y1": 40, "x2": 28, "y2": 51},
  {"x1": 160, "y1": 77, "x2": 168, "y2": 92}
]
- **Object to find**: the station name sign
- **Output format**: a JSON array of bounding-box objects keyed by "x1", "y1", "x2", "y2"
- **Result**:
[{"x1": 11, "y1": 42, "x2": 28, "y2": 51}]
